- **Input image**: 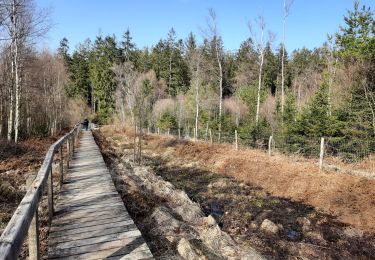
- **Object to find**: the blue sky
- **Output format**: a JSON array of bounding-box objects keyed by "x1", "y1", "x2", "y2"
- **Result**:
[{"x1": 36, "y1": 0, "x2": 374, "y2": 53}]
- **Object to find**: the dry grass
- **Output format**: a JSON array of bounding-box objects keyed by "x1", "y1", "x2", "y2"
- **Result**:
[
  {"x1": 97, "y1": 126, "x2": 375, "y2": 259},
  {"x1": 144, "y1": 133, "x2": 375, "y2": 233}
]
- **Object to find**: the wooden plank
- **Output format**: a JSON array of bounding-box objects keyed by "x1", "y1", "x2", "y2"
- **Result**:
[
  {"x1": 58, "y1": 191, "x2": 119, "y2": 202},
  {"x1": 50, "y1": 230, "x2": 142, "y2": 250},
  {"x1": 50, "y1": 242, "x2": 151, "y2": 260},
  {"x1": 48, "y1": 226, "x2": 140, "y2": 245},
  {"x1": 63, "y1": 173, "x2": 112, "y2": 180},
  {"x1": 52, "y1": 214, "x2": 132, "y2": 227},
  {"x1": 49, "y1": 235, "x2": 146, "y2": 258},
  {"x1": 49, "y1": 220, "x2": 135, "y2": 239},
  {"x1": 57, "y1": 192, "x2": 120, "y2": 203},
  {"x1": 59, "y1": 184, "x2": 115, "y2": 192},
  {"x1": 55, "y1": 200, "x2": 124, "y2": 211},
  {"x1": 52, "y1": 212, "x2": 131, "y2": 227},
  {"x1": 50, "y1": 216, "x2": 132, "y2": 232},
  {"x1": 53, "y1": 206, "x2": 127, "y2": 221}
]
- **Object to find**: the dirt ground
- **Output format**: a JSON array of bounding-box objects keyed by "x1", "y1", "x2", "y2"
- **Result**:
[{"x1": 97, "y1": 126, "x2": 375, "y2": 259}]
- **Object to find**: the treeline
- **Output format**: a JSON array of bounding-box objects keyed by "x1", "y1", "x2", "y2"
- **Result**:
[
  {"x1": 61, "y1": 1, "x2": 375, "y2": 149},
  {"x1": 0, "y1": 0, "x2": 88, "y2": 143},
  {"x1": 3, "y1": 1, "x2": 375, "y2": 149}
]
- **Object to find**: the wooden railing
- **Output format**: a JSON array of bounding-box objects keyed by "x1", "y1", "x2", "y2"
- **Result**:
[{"x1": 0, "y1": 123, "x2": 82, "y2": 260}]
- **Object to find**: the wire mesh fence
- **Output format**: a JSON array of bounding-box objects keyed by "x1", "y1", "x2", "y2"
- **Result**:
[{"x1": 148, "y1": 127, "x2": 375, "y2": 177}]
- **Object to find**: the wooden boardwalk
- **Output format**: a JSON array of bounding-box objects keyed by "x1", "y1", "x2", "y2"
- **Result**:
[{"x1": 48, "y1": 131, "x2": 153, "y2": 260}]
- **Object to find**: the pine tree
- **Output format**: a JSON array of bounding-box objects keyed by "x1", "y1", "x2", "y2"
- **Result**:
[
  {"x1": 336, "y1": 0, "x2": 375, "y2": 60},
  {"x1": 294, "y1": 75, "x2": 341, "y2": 138},
  {"x1": 283, "y1": 91, "x2": 297, "y2": 134},
  {"x1": 89, "y1": 35, "x2": 121, "y2": 122}
]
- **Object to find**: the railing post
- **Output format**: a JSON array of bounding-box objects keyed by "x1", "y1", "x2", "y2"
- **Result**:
[
  {"x1": 66, "y1": 140, "x2": 70, "y2": 169},
  {"x1": 72, "y1": 135, "x2": 75, "y2": 154},
  {"x1": 319, "y1": 137, "x2": 325, "y2": 170},
  {"x1": 47, "y1": 166, "x2": 54, "y2": 223},
  {"x1": 26, "y1": 175, "x2": 40, "y2": 260},
  {"x1": 59, "y1": 146, "x2": 64, "y2": 185},
  {"x1": 69, "y1": 137, "x2": 73, "y2": 159}
]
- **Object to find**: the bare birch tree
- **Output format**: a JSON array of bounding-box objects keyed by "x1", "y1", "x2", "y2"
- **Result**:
[
  {"x1": 186, "y1": 45, "x2": 202, "y2": 140},
  {"x1": 324, "y1": 36, "x2": 338, "y2": 116},
  {"x1": 205, "y1": 8, "x2": 223, "y2": 141},
  {"x1": 281, "y1": 0, "x2": 293, "y2": 119},
  {"x1": 0, "y1": 0, "x2": 50, "y2": 142},
  {"x1": 248, "y1": 16, "x2": 270, "y2": 127}
]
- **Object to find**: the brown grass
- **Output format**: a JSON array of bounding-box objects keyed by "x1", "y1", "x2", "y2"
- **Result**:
[
  {"x1": 144, "y1": 134, "x2": 375, "y2": 233},
  {"x1": 98, "y1": 126, "x2": 375, "y2": 258}
]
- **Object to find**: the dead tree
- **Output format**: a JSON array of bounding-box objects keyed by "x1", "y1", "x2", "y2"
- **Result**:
[
  {"x1": 248, "y1": 16, "x2": 267, "y2": 127},
  {"x1": 205, "y1": 8, "x2": 223, "y2": 141},
  {"x1": 281, "y1": 0, "x2": 293, "y2": 119}
]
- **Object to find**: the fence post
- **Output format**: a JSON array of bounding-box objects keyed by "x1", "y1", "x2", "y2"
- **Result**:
[
  {"x1": 71, "y1": 137, "x2": 74, "y2": 158},
  {"x1": 66, "y1": 140, "x2": 70, "y2": 169},
  {"x1": 59, "y1": 146, "x2": 64, "y2": 185},
  {"x1": 209, "y1": 129, "x2": 213, "y2": 144},
  {"x1": 47, "y1": 166, "x2": 54, "y2": 223},
  {"x1": 268, "y1": 135, "x2": 273, "y2": 156},
  {"x1": 26, "y1": 175, "x2": 40, "y2": 260},
  {"x1": 72, "y1": 135, "x2": 75, "y2": 154},
  {"x1": 178, "y1": 128, "x2": 181, "y2": 139},
  {"x1": 319, "y1": 137, "x2": 325, "y2": 170},
  {"x1": 235, "y1": 130, "x2": 238, "y2": 150},
  {"x1": 147, "y1": 127, "x2": 150, "y2": 134}
]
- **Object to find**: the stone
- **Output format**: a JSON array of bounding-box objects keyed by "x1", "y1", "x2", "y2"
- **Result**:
[
  {"x1": 343, "y1": 227, "x2": 364, "y2": 238},
  {"x1": 305, "y1": 231, "x2": 327, "y2": 245},
  {"x1": 260, "y1": 219, "x2": 279, "y2": 235},
  {"x1": 297, "y1": 217, "x2": 311, "y2": 232}
]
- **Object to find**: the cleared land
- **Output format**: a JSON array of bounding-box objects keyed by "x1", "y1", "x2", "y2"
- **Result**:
[{"x1": 96, "y1": 126, "x2": 375, "y2": 259}]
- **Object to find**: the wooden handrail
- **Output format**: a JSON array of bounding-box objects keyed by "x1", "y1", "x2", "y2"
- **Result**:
[{"x1": 0, "y1": 123, "x2": 82, "y2": 260}]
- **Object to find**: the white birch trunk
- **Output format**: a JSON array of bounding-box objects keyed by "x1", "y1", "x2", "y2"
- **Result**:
[
  {"x1": 256, "y1": 51, "x2": 264, "y2": 126},
  {"x1": 7, "y1": 82, "x2": 13, "y2": 141},
  {"x1": 14, "y1": 35, "x2": 20, "y2": 143},
  {"x1": 194, "y1": 59, "x2": 200, "y2": 140},
  {"x1": 281, "y1": 16, "x2": 286, "y2": 117},
  {"x1": 216, "y1": 43, "x2": 223, "y2": 141}
]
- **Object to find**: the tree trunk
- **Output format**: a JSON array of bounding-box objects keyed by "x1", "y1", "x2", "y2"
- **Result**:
[
  {"x1": 216, "y1": 44, "x2": 223, "y2": 141},
  {"x1": 168, "y1": 54, "x2": 172, "y2": 92},
  {"x1": 7, "y1": 82, "x2": 13, "y2": 141},
  {"x1": 256, "y1": 51, "x2": 264, "y2": 127},
  {"x1": 14, "y1": 36, "x2": 20, "y2": 143},
  {"x1": 194, "y1": 62, "x2": 200, "y2": 140}
]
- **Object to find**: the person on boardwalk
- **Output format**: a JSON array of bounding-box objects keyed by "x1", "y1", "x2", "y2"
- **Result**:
[{"x1": 82, "y1": 118, "x2": 89, "y2": 131}]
